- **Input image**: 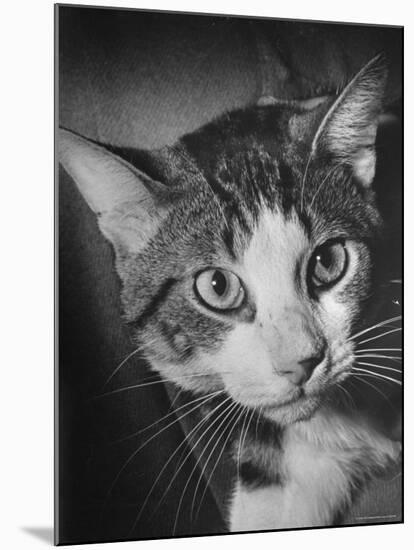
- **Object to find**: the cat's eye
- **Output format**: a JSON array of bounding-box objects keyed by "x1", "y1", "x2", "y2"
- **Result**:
[
  {"x1": 309, "y1": 240, "x2": 348, "y2": 289},
  {"x1": 194, "y1": 269, "x2": 245, "y2": 311}
]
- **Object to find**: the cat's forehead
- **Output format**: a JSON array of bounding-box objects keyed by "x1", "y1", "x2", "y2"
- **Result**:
[
  {"x1": 241, "y1": 207, "x2": 309, "y2": 295},
  {"x1": 155, "y1": 103, "x2": 381, "y2": 265}
]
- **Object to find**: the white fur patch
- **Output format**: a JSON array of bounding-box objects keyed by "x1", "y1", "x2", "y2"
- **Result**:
[
  {"x1": 241, "y1": 207, "x2": 309, "y2": 314},
  {"x1": 210, "y1": 208, "x2": 314, "y2": 413},
  {"x1": 230, "y1": 407, "x2": 400, "y2": 531}
]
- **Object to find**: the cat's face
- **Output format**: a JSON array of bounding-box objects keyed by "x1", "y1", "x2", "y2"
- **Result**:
[
  {"x1": 60, "y1": 56, "x2": 385, "y2": 425},
  {"x1": 119, "y1": 153, "x2": 379, "y2": 426}
]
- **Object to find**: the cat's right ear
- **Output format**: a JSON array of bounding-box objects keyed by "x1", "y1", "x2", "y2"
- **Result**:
[
  {"x1": 59, "y1": 128, "x2": 168, "y2": 255},
  {"x1": 310, "y1": 54, "x2": 387, "y2": 188}
]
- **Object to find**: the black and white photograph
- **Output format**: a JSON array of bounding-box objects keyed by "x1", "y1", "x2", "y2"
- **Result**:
[{"x1": 56, "y1": 4, "x2": 403, "y2": 546}]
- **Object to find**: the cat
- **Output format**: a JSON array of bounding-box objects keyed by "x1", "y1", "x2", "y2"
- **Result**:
[{"x1": 59, "y1": 54, "x2": 401, "y2": 532}]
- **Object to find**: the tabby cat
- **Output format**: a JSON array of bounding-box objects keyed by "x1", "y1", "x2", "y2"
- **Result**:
[{"x1": 59, "y1": 55, "x2": 401, "y2": 532}]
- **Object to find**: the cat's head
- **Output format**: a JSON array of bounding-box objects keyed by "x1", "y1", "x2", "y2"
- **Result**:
[{"x1": 60, "y1": 56, "x2": 387, "y2": 425}]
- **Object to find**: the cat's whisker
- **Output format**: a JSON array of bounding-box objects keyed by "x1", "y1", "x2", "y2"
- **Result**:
[
  {"x1": 193, "y1": 406, "x2": 252, "y2": 523},
  {"x1": 103, "y1": 390, "x2": 224, "y2": 505},
  {"x1": 349, "y1": 315, "x2": 402, "y2": 342},
  {"x1": 111, "y1": 390, "x2": 226, "y2": 444},
  {"x1": 355, "y1": 361, "x2": 402, "y2": 374},
  {"x1": 104, "y1": 347, "x2": 143, "y2": 387},
  {"x1": 357, "y1": 327, "x2": 402, "y2": 346},
  {"x1": 158, "y1": 398, "x2": 235, "y2": 512},
  {"x1": 337, "y1": 384, "x2": 357, "y2": 411},
  {"x1": 355, "y1": 354, "x2": 402, "y2": 362},
  {"x1": 255, "y1": 406, "x2": 263, "y2": 442},
  {"x1": 172, "y1": 402, "x2": 241, "y2": 535},
  {"x1": 184, "y1": 400, "x2": 239, "y2": 515},
  {"x1": 236, "y1": 407, "x2": 250, "y2": 483},
  {"x1": 349, "y1": 374, "x2": 397, "y2": 411},
  {"x1": 352, "y1": 367, "x2": 402, "y2": 386},
  {"x1": 187, "y1": 404, "x2": 242, "y2": 529},
  {"x1": 193, "y1": 404, "x2": 249, "y2": 524},
  {"x1": 309, "y1": 165, "x2": 339, "y2": 211},
  {"x1": 94, "y1": 373, "x2": 216, "y2": 400},
  {"x1": 130, "y1": 395, "x2": 233, "y2": 530},
  {"x1": 102, "y1": 338, "x2": 161, "y2": 388},
  {"x1": 236, "y1": 407, "x2": 256, "y2": 488},
  {"x1": 188, "y1": 402, "x2": 244, "y2": 523},
  {"x1": 168, "y1": 387, "x2": 184, "y2": 412},
  {"x1": 343, "y1": 378, "x2": 366, "y2": 408},
  {"x1": 354, "y1": 348, "x2": 402, "y2": 354},
  {"x1": 180, "y1": 401, "x2": 242, "y2": 525}
]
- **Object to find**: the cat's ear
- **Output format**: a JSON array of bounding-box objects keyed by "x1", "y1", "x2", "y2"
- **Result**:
[
  {"x1": 312, "y1": 54, "x2": 387, "y2": 187},
  {"x1": 59, "y1": 128, "x2": 168, "y2": 255}
]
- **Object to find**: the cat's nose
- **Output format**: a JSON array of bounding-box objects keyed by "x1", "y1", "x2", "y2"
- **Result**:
[{"x1": 278, "y1": 348, "x2": 326, "y2": 386}]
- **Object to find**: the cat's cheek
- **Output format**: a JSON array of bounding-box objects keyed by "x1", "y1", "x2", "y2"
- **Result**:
[
  {"x1": 316, "y1": 294, "x2": 357, "y2": 383},
  {"x1": 205, "y1": 325, "x2": 292, "y2": 406},
  {"x1": 318, "y1": 293, "x2": 352, "y2": 345},
  {"x1": 149, "y1": 355, "x2": 226, "y2": 394}
]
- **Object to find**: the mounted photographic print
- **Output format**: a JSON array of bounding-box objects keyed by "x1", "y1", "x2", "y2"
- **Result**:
[{"x1": 56, "y1": 4, "x2": 403, "y2": 545}]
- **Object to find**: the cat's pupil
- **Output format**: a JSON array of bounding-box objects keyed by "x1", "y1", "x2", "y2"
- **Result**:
[
  {"x1": 317, "y1": 248, "x2": 333, "y2": 269},
  {"x1": 211, "y1": 271, "x2": 227, "y2": 296}
]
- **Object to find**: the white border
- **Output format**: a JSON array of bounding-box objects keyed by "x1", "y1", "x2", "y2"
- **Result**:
[{"x1": 1, "y1": 1, "x2": 411, "y2": 549}]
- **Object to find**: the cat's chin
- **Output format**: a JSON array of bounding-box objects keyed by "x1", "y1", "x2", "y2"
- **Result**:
[{"x1": 261, "y1": 395, "x2": 322, "y2": 425}]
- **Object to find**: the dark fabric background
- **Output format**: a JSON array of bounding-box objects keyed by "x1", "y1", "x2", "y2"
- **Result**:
[{"x1": 57, "y1": 6, "x2": 402, "y2": 545}]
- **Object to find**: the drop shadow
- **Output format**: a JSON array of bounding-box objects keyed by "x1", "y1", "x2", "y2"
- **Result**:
[{"x1": 21, "y1": 527, "x2": 54, "y2": 545}]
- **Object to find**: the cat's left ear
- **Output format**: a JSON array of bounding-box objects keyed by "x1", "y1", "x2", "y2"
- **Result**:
[
  {"x1": 59, "y1": 128, "x2": 170, "y2": 256},
  {"x1": 312, "y1": 54, "x2": 387, "y2": 187}
]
